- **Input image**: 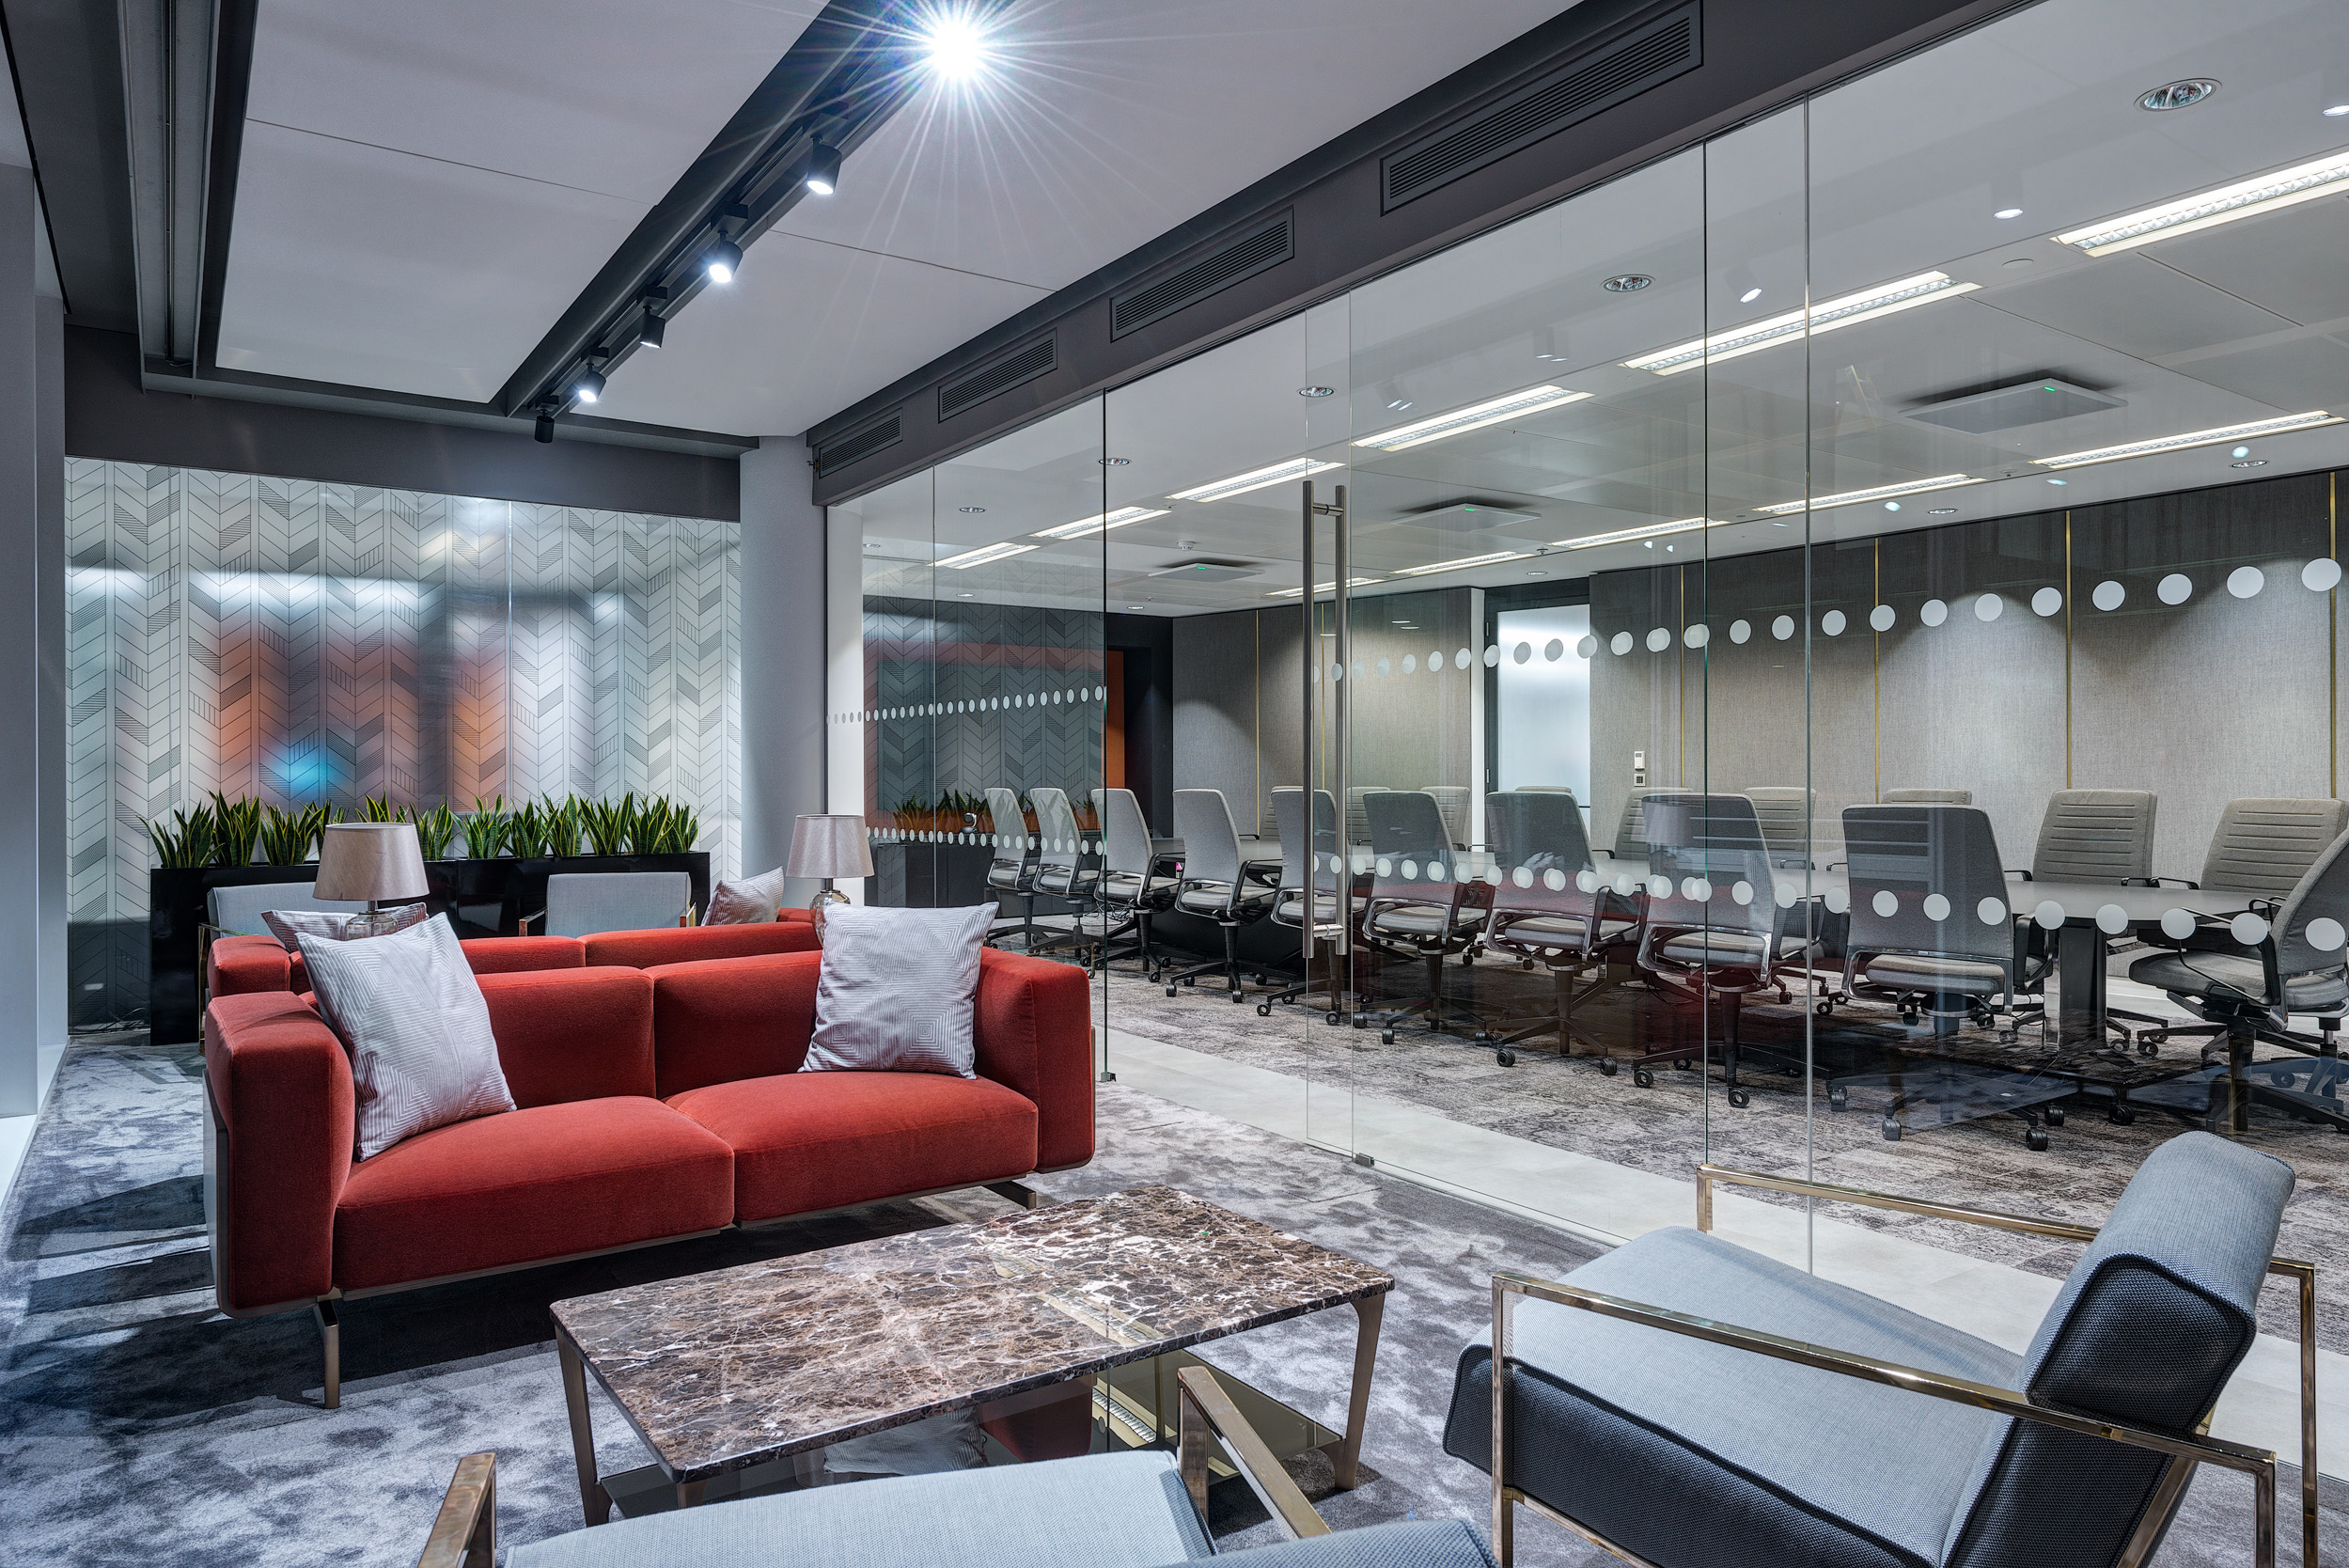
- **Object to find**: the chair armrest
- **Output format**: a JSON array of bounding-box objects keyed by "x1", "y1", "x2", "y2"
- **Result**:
[
  {"x1": 1177, "y1": 1366, "x2": 1327, "y2": 1542},
  {"x1": 204, "y1": 992, "x2": 354, "y2": 1312},
  {"x1": 974, "y1": 949, "x2": 1094, "y2": 1170},
  {"x1": 418, "y1": 1451, "x2": 496, "y2": 1568},
  {"x1": 2154, "y1": 877, "x2": 2201, "y2": 889},
  {"x1": 516, "y1": 909, "x2": 546, "y2": 935},
  {"x1": 2006, "y1": 869, "x2": 2032, "y2": 880}
]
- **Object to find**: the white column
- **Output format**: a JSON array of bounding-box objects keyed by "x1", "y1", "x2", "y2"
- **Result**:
[
  {"x1": 825, "y1": 506, "x2": 866, "y2": 903},
  {"x1": 738, "y1": 439, "x2": 828, "y2": 903}
]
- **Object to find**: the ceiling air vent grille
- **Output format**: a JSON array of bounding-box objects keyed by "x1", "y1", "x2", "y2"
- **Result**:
[
  {"x1": 1382, "y1": 3, "x2": 1700, "y2": 212},
  {"x1": 815, "y1": 412, "x2": 902, "y2": 477},
  {"x1": 939, "y1": 334, "x2": 1057, "y2": 420},
  {"x1": 1110, "y1": 210, "x2": 1294, "y2": 339}
]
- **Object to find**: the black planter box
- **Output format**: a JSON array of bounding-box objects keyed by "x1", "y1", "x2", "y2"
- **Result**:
[{"x1": 149, "y1": 852, "x2": 711, "y2": 1046}]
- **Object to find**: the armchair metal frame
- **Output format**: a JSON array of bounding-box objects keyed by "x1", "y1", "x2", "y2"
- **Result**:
[{"x1": 1488, "y1": 1164, "x2": 2317, "y2": 1568}]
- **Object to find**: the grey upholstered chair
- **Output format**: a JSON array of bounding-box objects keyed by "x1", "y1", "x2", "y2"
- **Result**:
[
  {"x1": 1165, "y1": 789, "x2": 1276, "y2": 1002},
  {"x1": 2025, "y1": 788, "x2": 2156, "y2": 883},
  {"x1": 1603, "y1": 787, "x2": 1697, "y2": 863},
  {"x1": 2177, "y1": 796, "x2": 2349, "y2": 902},
  {"x1": 1261, "y1": 786, "x2": 1349, "y2": 1021},
  {"x1": 1478, "y1": 789, "x2": 1639, "y2": 1070},
  {"x1": 984, "y1": 786, "x2": 1040, "y2": 949},
  {"x1": 1089, "y1": 786, "x2": 1172, "y2": 979},
  {"x1": 206, "y1": 881, "x2": 367, "y2": 936},
  {"x1": 1449, "y1": 1131, "x2": 2314, "y2": 1568},
  {"x1": 1883, "y1": 786, "x2": 1973, "y2": 805},
  {"x1": 1357, "y1": 790, "x2": 1485, "y2": 1045},
  {"x1": 540, "y1": 871, "x2": 690, "y2": 937},
  {"x1": 1420, "y1": 784, "x2": 1472, "y2": 849},
  {"x1": 1743, "y1": 785, "x2": 1816, "y2": 868}
]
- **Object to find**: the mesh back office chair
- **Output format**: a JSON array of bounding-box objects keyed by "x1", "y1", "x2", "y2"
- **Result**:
[
  {"x1": 1356, "y1": 790, "x2": 1486, "y2": 1045},
  {"x1": 1744, "y1": 787, "x2": 1816, "y2": 869},
  {"x1": 1021, "y1": 788, "x2": 1102, "y2": 964},
  {"x1": 1478, "y1": 790, "x2": 1642, "y2": 1069},
  {"x1": 1839, "y1": 806, "x2": 2061, "y2": 1148},
  {"x1": 984, "y1": 787, "x2": 1040, "y2": 949},
  {"x1": 1165, "y1": 789, "x2": 1276, "y2": 1002},
  {"x1": 1420, "y1": 786, "x2": 1471, "y2": 849},
  {"x1": 1605, "y1": 789, "x2": 1696, "y2": 862},
  {"x1": 2027, "y1": 789, "x2": 2157, "y2": 883},
  {"x1": 1632, "y1": 793, "x2": 1803, "y2": 1106},
  {"x1": 1883, "y1": 787, "x2": 1972, "y2": 805},
  {"x1": 1090, "y1": 787, "x2": 1173, "y2": 980},
  {"x1": 540, "y1": 871, "x2": 690, "y2": 937},
  {"x1": 2131, "y1": 829, "x2": 2349, "y2": 1135},
  {"x1": 2182, "y1": 797, "x2": 2349, "y2": 901},
  {"x1": 1260, "y1": 787, "x2": 1350, "y2": 1020},
  {"x1": 1344, "y1": 787, "x2": 1375, "y2": 848}
]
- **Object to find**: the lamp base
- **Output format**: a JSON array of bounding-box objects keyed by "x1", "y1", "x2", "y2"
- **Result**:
[
  {"x1": 808, "y1": 885, "x2": 850, "y2": 939},
  {"x1": 350, "y1": 902, "x2": 406, "y2": 939}
]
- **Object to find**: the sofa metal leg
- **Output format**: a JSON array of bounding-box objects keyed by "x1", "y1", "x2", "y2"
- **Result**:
[
  {"x1": 312, "y1": 1298, "x2": 340, "y2": 1410},
  {"x1": 986, "y1": 1180, "x2": 1046, "y2": 1211}
]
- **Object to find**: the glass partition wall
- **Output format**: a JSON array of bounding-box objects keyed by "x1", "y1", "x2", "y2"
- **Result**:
[{"x1": 839, "y1": 0, "x2": 2349, "y2": 1290}]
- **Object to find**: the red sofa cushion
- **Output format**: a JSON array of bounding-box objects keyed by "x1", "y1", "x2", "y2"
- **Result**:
[
  {"x1": 647, "y1": 953, "x2": 821, "y2": 1098},
  {"x1": 465, "y1": 935, "x2": 587, "y2": 975},
  {"x1": 333, "y1": 1098, "x2": 733, "y2": 1293},
  {"x1": 204, "y1": 993, "x2": 354, "y2": 1312},
  {"x1": 666, "y1": 1072, "x2": 1037, "y2": 1222},
  {"x1": 223, "y1": 932, "x2": 588, "y2": 998},
  {"x1": 209, "y1": 933, "x2": 291, "y2": 999},
  {"x1": 584, "y1": 922, "x2": 819, "y2": 969},
  {"x1": 478, "y1": 967, "x2": 655, "y2": 1105}
]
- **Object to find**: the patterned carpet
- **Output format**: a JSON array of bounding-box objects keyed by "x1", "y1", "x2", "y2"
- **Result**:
[{"x1": 0, "y1": 1034, "x2": 2330, "y2": 1564}]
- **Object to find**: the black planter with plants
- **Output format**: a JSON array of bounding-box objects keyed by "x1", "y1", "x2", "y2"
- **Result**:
[{"x1": 145, "y1": 792, "x2": 709, "y2": 1046}]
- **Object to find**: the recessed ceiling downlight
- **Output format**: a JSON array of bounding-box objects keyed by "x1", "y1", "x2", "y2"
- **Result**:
[
  {"x1": 1603, "y1": 274, "x2": 1652, "y2": 292},
  {"x1": 2138, "y1": 78, "x2": 2218, "y2": 112}
]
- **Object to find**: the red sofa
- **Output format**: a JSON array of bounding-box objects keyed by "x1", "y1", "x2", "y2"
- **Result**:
[{"x1": 202, "y1": 942, "x2": 1092, "y2": 1407}]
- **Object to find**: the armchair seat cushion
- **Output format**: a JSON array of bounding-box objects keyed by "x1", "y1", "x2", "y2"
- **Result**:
[
  {"x1": 666, "y1": 1071, "x2": 1037, "y2": 1223},
  {"x1": 2129, "y1": 949, "x2": 2349, "y2": 1010},
  {"x1": 1444, "y1": 1226, "x2": 2018, "y2": 1568}
]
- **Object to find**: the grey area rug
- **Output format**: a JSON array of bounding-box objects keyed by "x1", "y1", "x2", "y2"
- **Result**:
[
  {"x1": 1100, "y1": 962, "x2": 2349, "y2": 1351},
  {"x1": 0, "y1": 1036, "x2": 2334, "y2": 1565}
]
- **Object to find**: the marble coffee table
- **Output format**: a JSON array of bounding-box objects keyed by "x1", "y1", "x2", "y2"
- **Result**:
[{"x1": 550, "y1": 1185, "x2": 1394, "y2": 1524}]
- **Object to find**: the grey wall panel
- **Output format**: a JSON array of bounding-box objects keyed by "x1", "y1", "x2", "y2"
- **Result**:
[
  {"x1": 1172, "y1": 608, "x2": 1262, "y2": 819},
  {"x1": 1589, "y1": 567, "x2": 1689, "y2": 848},
  {"x1": 1342, "y1": 589, "x2": 1476, "y2": 802},
  {"x1": 738, "y1": 442, "x2": 825, "y2": 892}
]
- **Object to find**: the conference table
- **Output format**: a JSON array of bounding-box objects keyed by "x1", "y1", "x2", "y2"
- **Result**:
[{"x1": 1999, "y1": 881, "x2": 2253, "y2": 1048}]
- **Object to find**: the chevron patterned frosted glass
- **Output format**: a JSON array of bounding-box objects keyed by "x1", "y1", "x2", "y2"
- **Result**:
[{"x1": 66, "y1": 460, "x2": 741, "y2": 1021}]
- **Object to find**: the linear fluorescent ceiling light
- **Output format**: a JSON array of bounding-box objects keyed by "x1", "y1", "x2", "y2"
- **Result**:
[
  {"x1": 1623, "y1": 272, "x2": 1979, "y2": 375},
  {"x1": 2033, "y1": 411, "x2": 2342, "y2": 468},
  {"x1": 936, "y1": 541, "x2": 1039, "y2": 569},
  {"x1": 1558, "y1": 517, "x2": 1722, "y2": 549},
  {"x1": 1754, "y1": 476, "x2": 1983, "y2": 515},
  {"x1": 2056, "y1": 149, "x2": 2349, "y2": 256},
  {"x1": 1031, "y1": 506, "x2": 1169, "y2": 541},
  {"x1": 1390, "y1": 551, "x2": 1532, "y2": 577},
  {"x1": 1168, "y1": 459, "x2": 1340, "y2": 503},
  {"x1": 1353, "y1": 386, "x2": 1590, "y2": 450},
  {"x1": 1267, "y1": 577, "x2": 1383, "y2": 598}
]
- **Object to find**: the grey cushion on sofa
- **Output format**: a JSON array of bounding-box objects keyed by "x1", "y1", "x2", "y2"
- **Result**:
[
  {"x1": 1220, "y1": 1521, "x2": 1496, "y2": 1567},
  {"x1": 1445, "y1": 1131, "x2": 2293, "y2": 1568}
]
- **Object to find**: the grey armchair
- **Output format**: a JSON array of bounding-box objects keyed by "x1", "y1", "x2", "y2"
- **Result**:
[{"x1": 1447, "y1": 1132, "x2": 2315, "y2": 1568}]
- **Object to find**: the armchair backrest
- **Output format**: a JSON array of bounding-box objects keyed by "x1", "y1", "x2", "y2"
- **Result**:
[
  {"x1": 544, "y1": 871, "x2": 689, "y2": 938},
  {"x1": 2199, "y1": 796, "x2": 2349, "y2": 900},
  {"x1": 2029, "y1": 789, "x2": 2155, "y2": 884},
  {"x1": 1946, "y1": 1132, "x2": 2291, "y2": 1567},
  {"x1": 208, "y1": 881, "x2": 366, "y2": 935},
  {"x1": 1841, "y1": 806, "x2": 2016, "y2": 972},
  {"x1": 2268, "y1": 827, "x2": 2349, "y2": 978},
  {"x1": 1173, "y1": 790, "x2": 1243, "y2": 886}
]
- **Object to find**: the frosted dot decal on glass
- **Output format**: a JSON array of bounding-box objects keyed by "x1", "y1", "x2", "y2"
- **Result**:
[
  {"x1": 1730, "y1": 619, "x2": 1751, "y2": 644},
  {"x1": 1821, "y1": 609, "x2": 1846, "y2": 635},
  {"x1": 1429, "y1": 649, "x2": 1444, "y2": 670},
  {"x1": 1680, "y1": 876, "x2": 1701, "y2": 899},
  {"x1": 1575, "y1": 870, "x2": 1597, "y2": 893},
  {"x1": 2095, "y1": 903, "x2": 2129, "y2": 935},
  {"x1": 1648, "y1": 875, "x2": 1672, "y2": 899},
  {"x1": 2158, "y1": 572, "x2": 2192, "y2": 604},
  {"x1": 1645, "y1": 627, "x2": 1671, "y2": 651},
  {"x1": 1454, "y1": 649, "x2": 1472, "y2": 669},
  {"x1": 1376, "y1": 656, "x2": 1391, "y2": 678},
  {"x1": 1975, "y1": 593, "x2": 2003, "y2": 622},
  {"x1": 1777, "y1": 882, "x2": 1798, "y2": 909},
  {"x1": 1545, "y1": 869, "x2": 1570, "y2": 891},
  {"x1": 1920, "y1": 598, "x2": 1948, "y2": 627},
  {"x1": 2305, "y1": 558, "x2": 2343, "y2": 593},
  {"x1": 1869, "y1": 604, "x2": 1895, "y2": 632},
  {"x1": 1401, "y1": 859, "x2": 1418, "y2": 880},
  {"x1": 1731, "y1": 880, "x2": 1754, "y2": 905},
  {"x1": 2092, "y1": 580, "x2": 2124, "y2": 611},
  {"x1": 2160, "y1": 908, "x2": 2196, "y2": 940},
  {"x1": 1684, "y1": 624, "x2": 1710, "y2": 649},
  {"x1": 1771, "y1": 615, "x2": 1795, "y2": 640},
  {"x1": 1978, "y1": 897, "x2": 2007, "y2": 925},
  {"x1": 1484, "y1": 867, "x2": 1502, "y2": 886},
  {"x1": 2232, "y1": 912, "x2": 2270, "y2": 946},
  {"x1": 1511, "y1": 866, "x2": 1534, "y2": 887},
  {"x1": 1824, "y1": 886, "x2": 1850, "y2": 914},
  {"x1": 2309, "y1": 917, "x2": 2346, "y2": 951},
  {"x1": 2227, "y1": 566, "x2": 2264, "y2": 599},
  {"x1": 1402, "y1": 654, "x2": 1417, "y2": 674},
  {"x1": 2031, "y1": 588, "x2": 2062, "y2": 617},
  {"x1": 1611, "y1": 632, "x2": 1634, "y2": 655},
  {"x1": 1577, "y1": 635, "x2": 1598, "y2": 659},
  {"x1": 1545, "y1": 637, "x2": 1566, "y2": 661},
  {"x1": 1352, "y1": 661, "x2": 1366, "y2": 680},
  {"x1": 2033, "y1": 900, "x2": 2065, "y2": 931},
  {"x1": 1330, "y1": 663, "x2": 1343, "y2": 682},
  {"x1": 1375, "y1": 857, "x2": 1391, "y2": 877},
  {"x1": 1690, "y1": 878, "x2": 1714, "y2": 902},
  {"x1": 1433, "y1": 863, "x2": 1453, "y2": 884},
  {"x1": 1615, "y1": 873, "x2": 1636, "y2": 895},
  {"x1": 1922, "y1": 893, "x2": 1950, "y2": 921},
  {"x1": 1482, "y1": 645, "x2": 1500, "y2": 667},
  {"x1": 1512, "y1": 642, "x2": 1531, "y2": 665},
  {"x1": 1872, "y1": 890, "x2": 1898, "y2": 917}
]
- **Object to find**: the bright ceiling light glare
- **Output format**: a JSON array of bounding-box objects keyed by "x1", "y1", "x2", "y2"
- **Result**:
[
  {"x1": 1994, "y1": 207, "x2": 2024, "y2": 219},
  {"x1": 2056, "y1": 149, "x2": 2349, "y2": 256},
  {"x1": 2327, "y1": 104, "x2": 2349, "y2": 118},
  {"x1": 1168, "y1": 458, "x2": 1340, "y2": 503},
  {"x1": 1753, "y1": 475, "x2": 1984, "y2": 515},
  {"x1": 571, "y1": 366, "x2": 605, "y2": 405},
  {"x1": 916, "y1": 10, "x2": 992, "y2": 81},
  {"x1": 804, "y1": 142, "x2": 842, "y2": 196},
  {"x1": 1031, "y1": 506, "x2": 1169, "y2": 541},
  {"x1": 1739, "y1": 286, "x2": 1762, "y2": 303},
  {"x1": 1622, "y1": 271, "x2": 1978, "y2": 374},
  {"x1": 2033, "y1": 411, "x2": 2342, "y2": 468},
  {"x1": 1267, "y1": 576, "x2": 1382, "y2": 598},
  {"x1": 703, "y1": 238, "x2": 743, "y2": 284},
  {"x1": 1558, "y1": 517, "x2": 1721, "y2": 549},
  {"x1": 1390, "y1": 551, "x2": 1532, "y2": 577},
  {"x1": 936, "y1": 541, "x2": 1038, "y2": 570},
  {"x1": 1353, "y1": 385, "x2": 1591, "y2": 451}
]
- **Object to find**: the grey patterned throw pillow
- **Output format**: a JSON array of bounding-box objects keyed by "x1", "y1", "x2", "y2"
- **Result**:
[
  {"x1": 804, "y1": 903, "x2": 994, "y2": 1077},
  {"x1": 298, "y1": 914, "x2": 514, "y2": 1159},
  {"x1": 707, "y1": 866, "x2": 788, "y2": 925},
  {"x1": 261, "y1": 902, "x2": 428, "y2": 950}
]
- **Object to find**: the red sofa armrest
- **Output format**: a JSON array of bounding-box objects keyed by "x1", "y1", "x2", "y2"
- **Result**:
[
  {"x1": 203, "y1": 992, "x2": 353, "y2": 1314},
  {"x1": 209, "y1": 933, "x2": 292, "y2": 998},
  {"x1": 973, "y1": 949, "x2": 1094, "y2": 1171},
  {"x1": 462, "y1": 935, "x2": 587, "y2": 975},
  {"x1": 584, "y1": 923, "x2": 819, "y2": 968}
]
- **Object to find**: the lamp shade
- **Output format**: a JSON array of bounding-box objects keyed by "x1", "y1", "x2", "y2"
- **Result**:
[
  {"x1": 787, "y1": 814, "x2": 876, "y2": 881},
  {"x1": 313, "y1": 823, "x2": 431, "y2": 902}
]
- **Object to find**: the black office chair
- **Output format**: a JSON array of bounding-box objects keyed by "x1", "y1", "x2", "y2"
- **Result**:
[
  {"x1": 1631, "y1": 792, "x2": 1805, "y2": 1106},
  {"x1": 983, "y1": 786, "x2": 1041, "y2": 949},
  {"x1": 1355, "y1": 790, "x2": 1486, "y2": 1046},
  {"x1": 1475, "y1": 789, "x2": 1642, "y2": 1070},
  {"x1": 1090, "y1": 786, "x2": 1173, "y2": 979},
  {"x1": 1164, "y1": 789, "x2": 1276, "y2": 1002},
  {"x1": 1259, "y1": 786, "x2": 1350, "y2": 1021},
  {"x1": 2128, "y1": 828, "x2": 2349, "y2": 1135}
]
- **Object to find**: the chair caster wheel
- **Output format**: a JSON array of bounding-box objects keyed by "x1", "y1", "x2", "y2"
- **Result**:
[
  {"x1": 1882, "y1": 1118, "x2": 1903, "y2": 1141},
  {"x1": 1814, "y1": 1001, "x2": 1835, "y2": 1018},
  {"x1": 1520, "y1": 959, "x2": 1535, "y2": 971},
  {"x1": 1998, "y1": 1030, "x2": 2018, "y2": 1044},
  {"x1": 2108, "y1": 1105, "x2": 2137, "y2": 1126},
  {"x1": 1380, "y1": 1030, "x2": 1395, "y2": 1045},
  {"x1": 1353, "y1": 1015, "x2": 1368, "y2": 1029},
  {"x1": 1727, "y1": 1088, "x2": 1751, "y2": 1109},
  {"x1": 1229, "y1": 989, "x2": 1244, "y2": 1003},
  {"x1": 1633, "y1": 1069, "x2": 1655, "y2": 1089},
  {"x1": 1598, "y1": 1059, "x2": 1619, "y2": 1077},
  {"x1": 1496, "y1": 1050, "x2": 1516, "y2": 1067},
  {"x1": 1828, "y1": 1087, "x2": 1848, "y2": 1111},
  {"x1": 1257, "y1": 1003, "x2": 1272, "y2": 1016},
  {"x1": 1165, "y1": 986, "x2": 1179, "y2": 997},
  {"x1": 2138, "y1": 1042, "x2": 2160, "y2": 1058},
  {"x1": 2026, "y1": 1127, "x2": 2050, "y2": 1152},
  {"x1": 2045, "y1": 1106, "x2": 2066, "y2": 1127},
  {"x1": 1325, "y1": 1011, "x2": 1340, "y2": 1025}
]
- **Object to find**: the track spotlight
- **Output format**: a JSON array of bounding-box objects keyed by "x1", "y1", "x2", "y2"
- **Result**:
[
  {"x1": 534, "y1": 412, "x2": 555, "y2": 444},
  {"x1": 638, "y1": 309, "x2": 665, "y2": 351},
  {"x1": 704, "y1": 238, "x2": 743, "y2": 284},
  {"x1": 572, "y1": 365, "x2": 605, "y2": 405},
  {"x1": 805, "y1": 141, "x2": 841, "y2": 196}
]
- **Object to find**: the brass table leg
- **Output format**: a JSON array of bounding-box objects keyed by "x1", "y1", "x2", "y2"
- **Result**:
[
  {"x1": 557, "y1": 1332, "x2": 612, "y2": 1526},
  {"x1": 1323, "y1": 1291, "x2": 1385, "y2": 1489},
  {"x1": 675, "y1": 1479, "x2": 706, "y2": 1510}
]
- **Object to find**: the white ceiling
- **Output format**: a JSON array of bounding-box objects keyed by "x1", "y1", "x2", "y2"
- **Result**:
[{"x1": 841, "y1": 0, "x2": 2349, "y2": 617}]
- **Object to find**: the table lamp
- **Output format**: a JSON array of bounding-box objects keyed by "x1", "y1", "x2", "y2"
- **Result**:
[
  {"x1": 313, "y1": 822, "x2": 431, "y2": 936},
  {"x1": 787, "y1": 815, "x2": 875, "y2": 936}
]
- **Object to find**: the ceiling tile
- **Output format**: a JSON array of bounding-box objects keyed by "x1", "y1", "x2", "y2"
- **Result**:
[
  {"x1": 2142, "y1": 196, "x2": 2349, "y2": 325},
  {"x1": 1981, "y1": 253, "x2": 2294, "y2": 362}
]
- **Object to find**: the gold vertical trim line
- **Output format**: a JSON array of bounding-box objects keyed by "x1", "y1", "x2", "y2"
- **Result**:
[
  {"x1": 2063, "y1": 511, "x2": 2074, "y2": 791},
  {"x1": 1253, "y1": 611, "x2": 1262, "y2": 833},
  {"x1": 1871, "y1": 540, "x2": 1880, "y2": 802}
]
